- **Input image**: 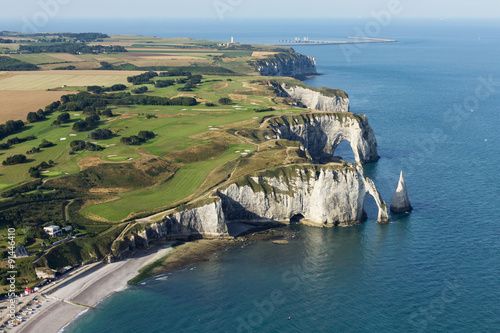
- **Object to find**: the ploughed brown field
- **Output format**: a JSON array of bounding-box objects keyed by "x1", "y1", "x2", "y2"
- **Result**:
[{"x1": 0, "y1": 90, "x2": 76, "y2": 122}]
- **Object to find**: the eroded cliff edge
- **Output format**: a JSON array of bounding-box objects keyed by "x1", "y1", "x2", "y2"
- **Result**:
[
  {"x1": 268, "y1": 113, "x2": 379, "y2": 164},
  {"x1": 131, "y1": 165, "x2": 389, "y2": 248},
  {"x1": 124, "y1": 110, "x2": 388, "y2": 250}
]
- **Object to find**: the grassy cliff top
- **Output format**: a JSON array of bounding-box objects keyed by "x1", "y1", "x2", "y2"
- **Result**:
[{"x1": 268, "y1": 78, "x2": 348, "y2": 99}]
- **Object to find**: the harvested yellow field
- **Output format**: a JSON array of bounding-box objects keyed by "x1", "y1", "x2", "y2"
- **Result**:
[
  {"x1": 128, "y1": 56, "x2": 211, "y2": 67},
  {"x1": 0, "y1": 90, "x2": 75, "y2": 122},
  {"x1": 252, "y1": 51, "x2": 278, "y2": 57},
  {"x1": 0, "y1": 70, "x2": 137, "y2": 91}
]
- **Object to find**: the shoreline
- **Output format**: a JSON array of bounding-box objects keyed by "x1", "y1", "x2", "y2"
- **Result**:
[
  {"x1": 10, "y1": 228, "x2": 294, "y2": 333},
  {"x1": 13, "y1": 244, "x2": 175, "y2": 333}
]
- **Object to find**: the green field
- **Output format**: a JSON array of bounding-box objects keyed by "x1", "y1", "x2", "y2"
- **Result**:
[{"x1": 10, "y1": 53, "x2": 65, "y2": 65}]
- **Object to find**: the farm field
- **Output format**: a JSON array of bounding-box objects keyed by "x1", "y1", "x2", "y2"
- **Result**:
[
  {"x1": 0, "y1": 90, "x2": 74, "y2": 122},
  {"x1": 0, "y1": 70, "x2": 138, "y2": 91}
]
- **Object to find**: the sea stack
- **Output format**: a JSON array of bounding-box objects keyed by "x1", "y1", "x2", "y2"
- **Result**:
[{"x1": 390, "y1": 171, "x2": 413, "y2": 213}]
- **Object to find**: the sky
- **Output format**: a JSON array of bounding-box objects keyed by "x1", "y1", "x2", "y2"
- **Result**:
[{"x1": 2, "y1": 0, "x2": 500, "y2": 21}]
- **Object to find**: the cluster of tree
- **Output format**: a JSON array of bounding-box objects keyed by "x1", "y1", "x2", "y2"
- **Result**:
[
  {"x1": 70, "y1": 140, "x2": 103, "y2": 152},
  {"x1": 27, "y1": 109, "x2": 47, "y2": 123},
  {"x1": 28, "y1": 160, "x2": 54, "y2": 178},
  {"x1": 0, "y1": 38, "x2": 13, "y2": 43},
  {"x1": 26, "y1": 147, "x2": 40, "y2": 154},
  {"x1": 177, "y1": 74, "x2": 203, "y2": 91},
  {"x1": 0, "y1": 135, "x2": 36, "y2": 150},
  {"x1": 87, "y1": 84, "x2": 127, "y2": 94},
  {"x1": 88, "y1": 128, "x2": 112, "y2": 140},
  {"x1": 39, "y1": 139, "x2": 55, "y2": 148},
  {"x1": 19, "y1": 43, "x2": 126, "y2": 54},
  {"x1": 45, "y1": 101, "x2": 61, "y2": 113},
  {"x1": 132, "y1": 86, "x2": 148, "y2": 94},
  {"x1": 1, "y1": 179, "x2": 43, "y2": 198},
  {"x1": 205, "y1": 102, "x2": 216, "y2": 107},
  {"x1": 254, "y1": 107, "x2": 275, "y2": 112},
  {"x1": 159, "y1": 70, "x2": 191, "y2": 77},
  {"x1": 26, "y1": 138, "x2": 55, "y2": 154},
  {"x1": 61, "y1": 32, "x2": 110, "y2": 42},
  {"x1": 0, "y1": 120, "x2": 26, "y2": 141},
  {"x1": 0, "y1": 195, "x2": 70, "y2": 231},
  {"x1": 127, "y1": 71, "x2": 158, "y2": 85},
  {"x1": 154, "y1": 79, "x2": 175, "y2": 88},
  {"x1": 62, "y1": 91, "x2": 198, "y2": 109},
  {"x1": 52, "y1": 112, "x2": 71, "y2": 126},
  {"x1": 72, "y1": 115, "x2": 100, "y2": 132},
  {"x1": 120, "y1": 131, "x2": 155, "y2": 145},
  {"x1": 218, "y1": 97, "x2": 233, "y2": 105},
  {"x1": 54, "y1": 65, "x2": 76, "y2": 70},
  {"x1": 0, "y1": 57, "x2": 39, "y2": 71},
  {"x1": 3, "y1": 154, "x2": 27, "y2": 165}
]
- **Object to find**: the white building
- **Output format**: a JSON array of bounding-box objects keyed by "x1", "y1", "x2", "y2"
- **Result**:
[{"x1": 44, "y1": 225, "x2": 62, "y2": 237}]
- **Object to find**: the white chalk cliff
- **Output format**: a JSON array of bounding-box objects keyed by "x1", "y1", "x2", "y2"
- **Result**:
[
  {"x1": 281, "y1": 84, "x2": 349, "y2": 112},
  {"x1": 130, "y1": 165, "x2": 390, "y2": 245},
  {"x1": 269, "y1": 113, "x2": 379, "y2": 164},
  {"x1": 220, "y1": 165, "x2": 389, "y2": 226},
  {"x1": 390, "y1": 171, "x2": 412, "y2": 213},
  {"x1": 255, "y1": 53, "x2": 317, "y2": 77}
]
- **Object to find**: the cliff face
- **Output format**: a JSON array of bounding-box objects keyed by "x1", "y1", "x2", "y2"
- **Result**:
[
  {"x1": 280, "y1": 83, "x2": 349, "y2": 112},
  {"x1": 220, "y1": 166, "x2": 389, "y2": 227},
  {"x1": 132, "y1": 200, "x2": 228, "y2": 247},
  {"x1": 131, "y1": 165, "x2": 389, "y2": 245},
  {"x1": 269, "y1": 113, "x2": 379, "y2": 164},
  {"x1": 255, "y1": 53, "x2": 317, "y2": 77}
]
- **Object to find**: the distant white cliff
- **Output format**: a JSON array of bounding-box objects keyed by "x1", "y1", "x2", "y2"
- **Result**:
[{"x1": 255, "y1": 53, "x2": 317, "y2": 77}]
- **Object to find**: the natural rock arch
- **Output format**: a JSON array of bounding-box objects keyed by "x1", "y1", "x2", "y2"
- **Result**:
[{"x1": 270, "y1": 113, "x2": 380, "y2": 164}]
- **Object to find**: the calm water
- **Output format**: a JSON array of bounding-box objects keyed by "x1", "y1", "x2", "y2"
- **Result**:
[{"x1": 58, "y1": 20, "x2": 500, "y2": 332}]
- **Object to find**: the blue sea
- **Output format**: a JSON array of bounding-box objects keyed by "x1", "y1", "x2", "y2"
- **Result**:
[{"x1": 22, "y1": 18, "x2": 497, "y2": 332}]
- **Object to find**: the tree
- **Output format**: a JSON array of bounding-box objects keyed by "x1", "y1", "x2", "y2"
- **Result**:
[
  {"x1": 87, "y1": 86, "x2": 103, "y2": 94},
  {"x1": 218, "y1": 97, "x2": 233, "y2": 105},
  {"x1": 57, "y1": 112, "x2": 71, "y2": 124},
  {"x1": 131, "y1": 86, "x2": 148, "y2": 94},
  {"x1": 110, "y1": 84, "x2": 127, "y2": 91},
  {"x1": 39, "y1": 139, "x2": 54, "y2": 148},
  {"x1": 27, "y1": 112, "x2": 42, "y2": 123},
  {"x1": 88, "y1": 129, "x2": 112, "y2": 140},
  {"x1": 72, "y1": 120, "x2": 88, "y2": 132}
]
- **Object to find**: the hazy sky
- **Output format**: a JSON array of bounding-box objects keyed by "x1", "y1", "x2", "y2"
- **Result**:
[{"x1": 3, "y1": 0, "x2": 500, "y2": 20}]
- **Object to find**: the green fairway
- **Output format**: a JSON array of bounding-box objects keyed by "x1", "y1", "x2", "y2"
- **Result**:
[{"x1": 84, "y1": 144, "x2": 254, "y2": 221}]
